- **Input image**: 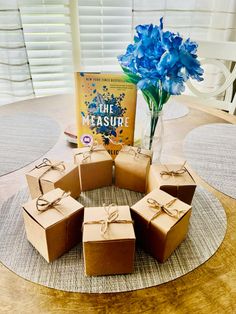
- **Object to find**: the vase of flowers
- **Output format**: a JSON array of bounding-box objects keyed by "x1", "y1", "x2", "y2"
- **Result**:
[{"x1": 118, "y1": 17, "x2": 204, "y2": 160}]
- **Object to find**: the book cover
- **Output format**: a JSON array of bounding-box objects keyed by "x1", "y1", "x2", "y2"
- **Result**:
[{"x1": 75, "y1": 72, "x2": 137, "y2": 158}]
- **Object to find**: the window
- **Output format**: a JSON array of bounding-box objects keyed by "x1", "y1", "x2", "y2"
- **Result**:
[{"x1": 19, "y1": 0, "x2": 73, "y2": 96}]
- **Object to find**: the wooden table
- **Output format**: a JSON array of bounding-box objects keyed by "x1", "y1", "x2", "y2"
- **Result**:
[{"x1": 0, "y1": 94, "x2": 236, "y2": 314}]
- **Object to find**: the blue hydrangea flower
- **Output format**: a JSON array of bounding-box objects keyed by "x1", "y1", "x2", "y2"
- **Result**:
[{"x1": 118, "y1": 17, "x2": 204, "y2": 111}]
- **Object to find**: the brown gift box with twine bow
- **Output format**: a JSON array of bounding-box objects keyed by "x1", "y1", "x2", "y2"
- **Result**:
[
  {"x1": 147, "y1": 163, "x2": 196, "y2": 205},
  {"x1": 114, "y1": 145, "x2": 153, "y2": 193},
  {"x1": 73, "y1": 143, "x2": 113, "y2": 191},
  {"x1": 131, "y1": 188, "x2": 192, "y2": 263},
  {"x1": 83, "y1": 205, "x2": 135, "y2": 276},
  {"x1": 22, "y1": 188, "x2": 84, "y2": 262},
  {"x1": 26, "y1": 158, "x2": 81, "y2": 199}
]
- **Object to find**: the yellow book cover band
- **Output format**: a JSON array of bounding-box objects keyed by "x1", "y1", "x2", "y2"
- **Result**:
[{"x1": 75, "y1": 72, "x2": 137, "y2": 158}]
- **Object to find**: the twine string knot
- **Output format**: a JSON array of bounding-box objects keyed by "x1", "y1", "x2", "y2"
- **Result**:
[
  {"x1": 35, "y1": 158, "x2": 65, "y2": 172},
  {"x1": 36, "y1": 191, "x2": 71, "y2": 213},
  {"x1": 83, "y1": 203, "x2": 133, "y2": 237},
  {"x1": 147, "y1": 197, "x2": 186, "y2": 222},
  {"x1": 160, "y1": 161, "x2": 187, "y2": 177},
  {"x1": 74, "y1": 140, "x2": 106, "y2": 163},
  {"x1": 100, "y1": 203, "x2": 119, "y2": 235},
  {"x1": 124, "y1": 146, "x2": 151, "y2": 160}
]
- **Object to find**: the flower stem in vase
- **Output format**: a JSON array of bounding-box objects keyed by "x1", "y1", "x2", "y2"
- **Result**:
[{"x1": 149, "y1": 113, "x2": 156, "y2": 150}]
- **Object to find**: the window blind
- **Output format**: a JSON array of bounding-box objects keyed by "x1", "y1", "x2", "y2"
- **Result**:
[
  {"x1": 0, "y1": 0, "x2": 34, "y2": 105},
  {"x1": 18, "y1": 0, "x2": 73, "y2": 96},
  {"x1": 133, "y1": 0, "x2": 236, "y2": 41},
  {"x1": 78, "y1": 0, "x2": 133, "y2": 72}
]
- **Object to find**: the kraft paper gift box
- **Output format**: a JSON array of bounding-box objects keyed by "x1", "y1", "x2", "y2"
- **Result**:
[
  {"x1": 22, "y1": 188, "x2": 84, "y2": 263},
  {"x1": 26, "y1": 158, "x2": 81, "y2": 199},
  {"x1": 83, "y1": 205, "x2": 135, "y2": 276},
  {"x1": 73, "y1": 143, "x2": 113, "y2": 191},
  {"x1": 131, "y1": 188, "x2": 192, "y2": 263},
  {"x1": 114, "y1": 146, "x2": 153, "y2": 193},
  {"x1": 147, "y1": 163, "x2": 196, "y2": 205}
]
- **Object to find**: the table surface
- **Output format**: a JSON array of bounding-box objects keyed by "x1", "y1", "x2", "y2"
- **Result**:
[{"x1": 0, "y1": 94, "x2": 236, "y2": 314}]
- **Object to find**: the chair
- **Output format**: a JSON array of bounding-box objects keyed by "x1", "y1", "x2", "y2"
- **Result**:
[{"x1": 186, "y1": 40, "x2": 236, "y2": 115}]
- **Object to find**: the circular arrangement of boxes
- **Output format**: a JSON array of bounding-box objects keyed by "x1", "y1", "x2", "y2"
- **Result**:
[{"x1": 23, "y1": 143, "x2": 197, "y2": 276}]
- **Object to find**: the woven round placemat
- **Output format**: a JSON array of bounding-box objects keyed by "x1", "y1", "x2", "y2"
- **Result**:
[
  {"x1": 0, "y1": 186, "x2": 226, "y2": 293},
  {"x1": 0, "y1": 113, "x2": 60, "y2": 176},
  {"x1": 183, "y1": 123, "x2": 236, "y2": 199}
]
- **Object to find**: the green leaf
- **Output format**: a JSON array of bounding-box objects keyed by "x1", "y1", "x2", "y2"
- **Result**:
[
  {"x1": 121, "y1": 70, "x2": 170, "y2": 111},
  {"x1": 121, "y1": 67, "x2": 141, "y2": 85},
  {"x1": 159, "y1": 89, "x2": 170, "y2": 110},
  {"x1": 121, "y1": 66, "x2": 132, "y2": 74},
  {"x1": 124, "y1": 74, "x2": 140, "y2": 85},
  {"x1": 123, "y1": 76, "x2": 136, "y2": 85},
  {"x1": 142, "y1": 87, "x2": 160, "y2": 111}
]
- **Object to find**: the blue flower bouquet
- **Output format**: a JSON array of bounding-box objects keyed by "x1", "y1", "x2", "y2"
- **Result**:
[{"x1": 118, "y1": 17, "x2": 204, "y2": 150}]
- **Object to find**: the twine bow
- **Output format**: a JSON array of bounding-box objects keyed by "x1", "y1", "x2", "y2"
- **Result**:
[
  {"x1": 74, "y1": 140, "x2": 106, "y2": 163},
  {"x1": 36, "y1": 191, "x2": 71, "y2": 213},
  {"x1": 147, "y1": 197, "x2": 187, "y2": 223},
  {"x1": 122, "y1": 146, "x2": 152, "y2": 160},
  {"x1": 83, "y1": 203, "x2": 133, "y2": 237},
  {"x1": 100, "y1": 203, "x2": 119, "y2": 235},
  {"x1": 34, "y1": 158, "x2": 65, "y2": 172},
  {"x1": 160, "y1": 161, "x2": 187, "y2": 177},
  {"x1": 33, "y1": 158, "x2": 65, "y2": 194}
]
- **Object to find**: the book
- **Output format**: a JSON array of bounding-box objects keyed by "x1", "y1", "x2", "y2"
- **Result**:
[{"x1": 75, "y1": 72, "x2": 137, "y2": 158}]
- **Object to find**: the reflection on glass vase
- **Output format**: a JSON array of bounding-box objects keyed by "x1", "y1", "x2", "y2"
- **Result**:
[{"x1": 141, "y1": 110, "x2": 164, "y2": 162}]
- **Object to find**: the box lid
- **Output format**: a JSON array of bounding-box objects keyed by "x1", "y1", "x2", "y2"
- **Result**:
[
  {"x1": 83, "y1": 205, "x2": 135, "y2": 242},
  {"x1": 73, "y1": 144, "x2": 112, "y2": 164},
  {"x1": 151, "y1": 164, "x2": 196, "y2": 187},
  {"x1": 131, "y1": 188, "x2": 191, "y2": 233},
  {"x1": 22, "y1": 188, "x2": 84, "y2": 229},
  {"x1": 27, "y1": 159, "x2": 76, "y2": 184}
]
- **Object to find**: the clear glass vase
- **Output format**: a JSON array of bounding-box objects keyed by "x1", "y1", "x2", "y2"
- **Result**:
[{"x1": 141, "y1": 110, "x2": 164, "y2": 162}]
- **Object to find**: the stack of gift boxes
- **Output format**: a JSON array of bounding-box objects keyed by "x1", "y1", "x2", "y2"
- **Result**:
[{"x1": 22, "y1": 143, "x2": 196, "y2": 276}]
